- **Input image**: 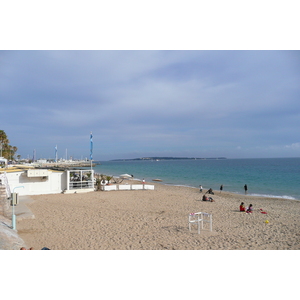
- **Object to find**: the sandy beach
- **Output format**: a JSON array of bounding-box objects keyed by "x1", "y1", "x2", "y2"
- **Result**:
[{"x1": 17, "y1": 182, "x2": 300, "y2": 250}]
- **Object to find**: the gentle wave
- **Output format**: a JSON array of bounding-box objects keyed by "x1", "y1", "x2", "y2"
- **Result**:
[
  {"x1": 111, "y1": 177, "x2": 299, "y2": 200},
  {"x1": 248, "y1": 193, "x2": 297, "y2": 200},
  {"x1": 163, "y1": 184, "x2": 298, "y2": 200}
]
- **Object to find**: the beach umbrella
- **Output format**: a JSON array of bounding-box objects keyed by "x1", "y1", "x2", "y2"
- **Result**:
[{"x1": 120, "y1": 174, "x2": 133, "y2": 178}]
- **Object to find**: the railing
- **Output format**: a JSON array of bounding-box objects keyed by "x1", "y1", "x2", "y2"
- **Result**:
[{"x1": 69, "y1": 181, "x2": 94, "y2": 190}]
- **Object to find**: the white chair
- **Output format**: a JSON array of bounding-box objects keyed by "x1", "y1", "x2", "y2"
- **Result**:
[
  {"x1": 201, "y1": 212, "x2": 213, "y2": 232},
  {"x1": 188, "y1": 212, "x2": 212, "y2": 234},
  {"x1": 188, "y1": 212, "x2": 203, "y2": 234}
]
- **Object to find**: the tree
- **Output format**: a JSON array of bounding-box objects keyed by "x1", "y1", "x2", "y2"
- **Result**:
[{"x1": 0, "y1": 130, "x2": 18, "y2": 160}]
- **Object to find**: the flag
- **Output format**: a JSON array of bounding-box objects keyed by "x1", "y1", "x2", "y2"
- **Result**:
[
  {"x1": 55, "y1": 145, "x2": 57, "y2": 162},
  {"x1": 90, "y1": 132, "x2": 93, "y2": 161}
]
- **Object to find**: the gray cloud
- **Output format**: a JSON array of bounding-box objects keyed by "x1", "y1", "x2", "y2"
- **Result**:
[{"x1": 1, "y1": 50, "x2": 299, "y2": 160}]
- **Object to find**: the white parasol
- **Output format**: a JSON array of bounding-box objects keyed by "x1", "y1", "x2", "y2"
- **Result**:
[{"x1": 119, "y1": 174, "x2": 133, "y2": 178}]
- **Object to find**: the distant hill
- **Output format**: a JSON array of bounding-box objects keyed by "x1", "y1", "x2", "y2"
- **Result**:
[{"x1": 110, "y1": 157, "x2": 227, "y2": 161}]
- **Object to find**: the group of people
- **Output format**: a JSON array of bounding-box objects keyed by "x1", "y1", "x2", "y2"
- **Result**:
[
  {"x1": 198, "y1": 187, "x2": 215, "y2": 202},
  {"x1": 240, "y1": 202, "x2": 253, "y2": 213},
  {"x1": 199, "y1": 184, "x2": 249, "y2": 194},
  {"x1": 198, "y1": 184, "x2": 251, "y2": 206},
  {"x1": 199, "y1": 186, "x2": 216, "y2": 194},
  {"x1": 20, "y1": 247, "x2": 50, "y2": 250}
]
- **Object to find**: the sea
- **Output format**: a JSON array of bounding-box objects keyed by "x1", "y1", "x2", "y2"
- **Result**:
[{"x1": 91, "y1": 158, "x2": 300, "y2": 201}]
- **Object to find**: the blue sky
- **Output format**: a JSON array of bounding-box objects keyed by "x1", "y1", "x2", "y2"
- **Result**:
[{"x1": 1, "y1": 50, "x2": 300, "y2": 161}]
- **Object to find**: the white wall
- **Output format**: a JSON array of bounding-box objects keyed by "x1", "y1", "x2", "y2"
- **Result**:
[
  {"x1": 5, "y1": 170, "x2": 67, "y2": 195},
  {"x1": 102, "y1": 184, "x2": 155, "y2": 191}
]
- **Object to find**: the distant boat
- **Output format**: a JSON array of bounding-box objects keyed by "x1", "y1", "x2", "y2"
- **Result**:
[{"x1": 152, "y1": 179, "x2": 162, "y2": 182}]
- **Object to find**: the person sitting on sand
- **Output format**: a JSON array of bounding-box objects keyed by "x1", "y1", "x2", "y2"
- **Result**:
[
  {"x1": 206, "y1": 188, "x2": 214, "y2": 195},
  {"x1": 240, "y1": 202, "x2": 246, "y2": 211},
  {"x1": 246, "y1": 204, "x2": 253, "y2": 213},
  {"x1": 202, "y1": 195, "x2": 215, "y2": 202}
]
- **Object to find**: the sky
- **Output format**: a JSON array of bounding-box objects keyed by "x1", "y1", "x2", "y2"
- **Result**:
[
  {"x1": 1, "y1": 50, "x2": 299, "y2": 161},
  {"x1": 1, "y1": 2, "x2": 299, "y2": 292}
]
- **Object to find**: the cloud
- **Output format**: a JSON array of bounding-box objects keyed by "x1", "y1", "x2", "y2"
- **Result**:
[
  {"x1": 1, "y1": 50, "x2": 299, "y2": 160},
  {"x1": 285, "y1": 142, "x2": 300, "y2": 149}
]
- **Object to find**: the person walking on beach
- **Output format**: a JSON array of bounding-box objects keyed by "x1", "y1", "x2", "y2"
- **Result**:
[
  {"x1": 220, "y1": 184, "x2": 223, "y2": 193},
  {"x1": 244, "y1": 184, "x2": 248, "y2": 194},
  {"x1": 199, "y1": 185, "x2": 203, "y2": 193}
]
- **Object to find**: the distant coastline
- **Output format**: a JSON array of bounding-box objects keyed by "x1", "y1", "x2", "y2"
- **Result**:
[{"x1": 110, "y1": 157, "x2": 227, "y2": 161}]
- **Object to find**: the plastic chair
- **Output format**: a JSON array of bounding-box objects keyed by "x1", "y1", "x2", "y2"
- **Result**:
[{"x1": 188, "y1": 212, "x2": 212, "y2": 234}]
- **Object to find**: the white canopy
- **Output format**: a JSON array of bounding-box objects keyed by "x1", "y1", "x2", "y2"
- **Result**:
[{"x1": 119, "y1": 174, "x2": 133, "y2": 178}]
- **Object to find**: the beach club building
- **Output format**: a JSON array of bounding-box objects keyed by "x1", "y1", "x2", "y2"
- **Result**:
[{"x1": 0, "y1": 166, "x2": 95, "y2": 197}]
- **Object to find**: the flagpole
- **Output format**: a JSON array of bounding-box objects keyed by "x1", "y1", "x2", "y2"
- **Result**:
[
  {"x1": 90, "y1": 132, "x2": 93, "y2": 171},
  {"x1": 90, "y1": 132, "x2": 93, "y2": 190}
]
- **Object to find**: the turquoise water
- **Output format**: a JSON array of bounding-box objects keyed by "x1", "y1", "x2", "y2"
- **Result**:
[{"x1": 91, "y1": 158, "x2": 300, "y2": 200}]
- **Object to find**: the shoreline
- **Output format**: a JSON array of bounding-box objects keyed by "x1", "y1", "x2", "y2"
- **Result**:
[
  {"x1": 153, "y1": 181, "x2": 300, "y2": 201},
  {"x1": 16, "y1": 182, "x2": 300, "y2": 250},
  {"x1": 94, "y1": 172, "x2": 300, "y2": 201},
  {"x1": 95, "y1": 157, "x2": 300, "y2": 200}
]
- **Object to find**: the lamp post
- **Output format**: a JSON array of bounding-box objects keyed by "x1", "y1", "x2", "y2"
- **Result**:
[{"x1": 11, "y1": 186, "x2": 24, "y2": 230}]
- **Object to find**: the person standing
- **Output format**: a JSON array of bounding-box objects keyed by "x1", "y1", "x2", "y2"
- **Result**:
[
  {"x1": 199, "y1": 185, "x2": 203, "y2": 193},
  {"x1": 244, "y1": 184, "x2": 248, "y2": 194},
  {"x1": 220, "y1": 184, "x2": 223, "y2": 193}
]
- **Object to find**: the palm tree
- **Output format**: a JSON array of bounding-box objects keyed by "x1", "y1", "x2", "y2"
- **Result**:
[
  {"x1": 0, "y1": 130, "x2": 9, "y2": 157},
  {"x1": 11, "y1": 146, "x2": 18, "y2": 160},
  {"x1": 0, "y1": 130, "x2": 17, "y2": 160}
]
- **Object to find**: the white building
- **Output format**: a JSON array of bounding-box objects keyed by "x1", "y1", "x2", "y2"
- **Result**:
[
  {"x1": 0, "y1": 157, "x2": 7, "y2": 166},
  {"x1": 0, "y1": 167, "x2": 94, "y2": 197}
]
